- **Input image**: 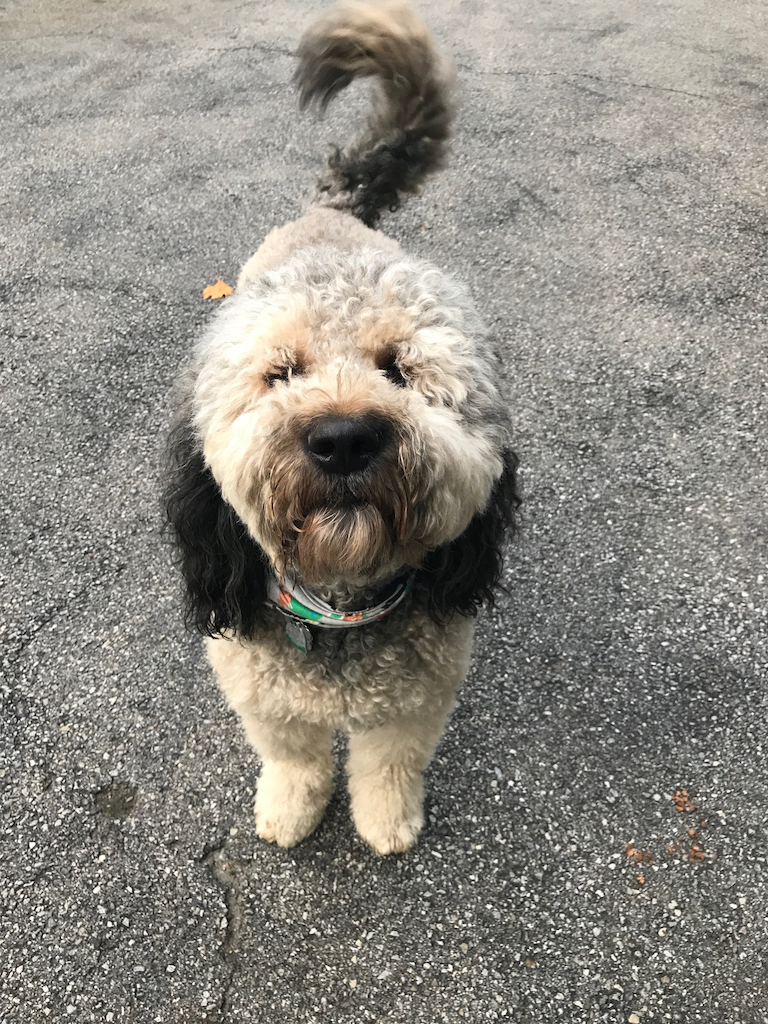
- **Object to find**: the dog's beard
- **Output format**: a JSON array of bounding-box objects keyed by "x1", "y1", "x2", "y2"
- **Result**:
[
  {"x1": 271, "y1": 463, "x2": 414, "y2": 584},
  {"x1": 257, "y1": 415, "x2": 424, "y2": 584},
  {"x1": 294, "y1": 502, "x2": 396, "y2": 583}
]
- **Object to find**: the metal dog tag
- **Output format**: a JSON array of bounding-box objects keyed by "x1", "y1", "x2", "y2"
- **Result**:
[{"x1": 285, "y1": 618, "x2": 313, "y2": 653}]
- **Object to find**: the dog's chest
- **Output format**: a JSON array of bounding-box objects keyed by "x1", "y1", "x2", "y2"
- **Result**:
[{"x1": 208, "y1": 606, "x2": 475, "y2": 732}]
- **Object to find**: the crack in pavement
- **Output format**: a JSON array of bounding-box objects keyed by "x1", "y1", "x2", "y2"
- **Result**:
[
  {"x1": 1, "y1": 564, "x2": 127, "y2": 675},
  {"x1": 460, "y1": 65, "x2": 757, "y2": 109},
  {"x1": 201, "y1": 841, "x2": 246, "y2": 1023}
]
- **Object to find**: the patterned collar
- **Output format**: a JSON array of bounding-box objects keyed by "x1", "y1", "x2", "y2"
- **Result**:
[{"x1": 266, "y1": 571, "x2": 414, "y2": 653}]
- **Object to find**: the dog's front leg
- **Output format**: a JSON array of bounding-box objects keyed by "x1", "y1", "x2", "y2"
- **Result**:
[
  {"x1": 238, "y1": 714, "x2": 334, "y2": 848},
  {"x1": 347, "y1": 693, "x2": 455, "y2": 856}
]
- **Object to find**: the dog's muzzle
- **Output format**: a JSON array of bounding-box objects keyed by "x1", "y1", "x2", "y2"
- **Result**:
[{"x1": 305, "y1": 415, "x2": 388, "y2": 475}]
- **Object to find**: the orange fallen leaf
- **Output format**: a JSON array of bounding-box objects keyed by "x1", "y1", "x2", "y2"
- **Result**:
[{"x1": 203, "y1": 277, "x2": 234, "y2": 300}]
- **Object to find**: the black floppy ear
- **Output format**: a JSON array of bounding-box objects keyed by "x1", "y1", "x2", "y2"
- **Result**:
[
  {"x1": 163, "y1": 415, "x2": 269, "y2": 638},
  {"x1": 421, "y1": 449, "x2": 520, "y2": 621}
]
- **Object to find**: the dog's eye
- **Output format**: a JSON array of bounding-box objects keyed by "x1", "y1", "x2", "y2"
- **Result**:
[
  {"x1": 381, "y1": 360, "x2": 408, "y2": 388},
  {"x1": 265, "y1": 365, "x2": 297, "y2": 387}
]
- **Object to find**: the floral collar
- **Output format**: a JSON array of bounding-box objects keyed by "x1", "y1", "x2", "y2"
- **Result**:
[{"x1": 267, "y1": 571, "x2": 414, "y2": 653}]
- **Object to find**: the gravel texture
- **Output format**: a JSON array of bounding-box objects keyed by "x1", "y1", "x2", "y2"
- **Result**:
[{"x1": 1, "y1": 0, "x2": 766, "y2": 1022}]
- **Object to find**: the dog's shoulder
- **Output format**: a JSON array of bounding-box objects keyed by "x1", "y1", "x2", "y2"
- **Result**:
[{"x1": 237, "y1": 207, "x2": 402, "y2": 289}]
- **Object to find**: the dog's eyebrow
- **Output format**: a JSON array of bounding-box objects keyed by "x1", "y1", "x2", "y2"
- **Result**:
[
  {"x1": 260, "y1": 312, "x2": 312, "y2": 365},
  {"x1": 265, "y1": 347, "x2": 306, "y2": 369},
  {"x1": 353, "y1": 308, "x2": 414, "y2": 356}
]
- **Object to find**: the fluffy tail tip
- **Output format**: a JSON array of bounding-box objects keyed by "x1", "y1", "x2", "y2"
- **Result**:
[{"x1": 295, "y1": 1, "x2": 455, "y2": 227}]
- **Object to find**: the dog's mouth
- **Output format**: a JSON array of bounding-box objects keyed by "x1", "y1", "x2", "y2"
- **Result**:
[
  {"x1": 283, "y1": 469, "x2": 415, "y2": 584},
  {"x1": 262, "y1": 413, "x2": 423, "y2": 584},
  {"x1": 289, "y1": 501, "x2": 392, "y2": 583},
  {"x1": 302, "y1": 474, "x2": 376, "y2": 510}
]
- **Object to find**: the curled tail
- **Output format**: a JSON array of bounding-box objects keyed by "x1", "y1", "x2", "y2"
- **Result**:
[{"x1": 295, "y1": 1, "x2": 455, "y2": 227}]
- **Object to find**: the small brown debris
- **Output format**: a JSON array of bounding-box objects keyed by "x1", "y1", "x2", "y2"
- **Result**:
[
  {"x1": 688, "y1": 845, "x2": 705, "y2": 863},
  {"x1": 636, "y1": 874, "x2": 645, "y2": 885},
  {"x1": 525, "y1": 959, "x2": 536, "y2": 968},
  {"x1": 688, "y1": 828, "x2": 697, "y2": 837},
  {"x1": 673, "y1": 789, "x2": 697, "y2": 813},
  {"x1": 625, "y1": 843, "x2": 653, "y2": 865}
]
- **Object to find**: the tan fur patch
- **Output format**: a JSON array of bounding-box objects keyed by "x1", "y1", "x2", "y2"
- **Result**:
[
  {"x1": 260, "y1": 309, "x2": 312, "y2": 372},
  {"x1": 355, "y1": 307, "x2": 414, "y2": 364}
]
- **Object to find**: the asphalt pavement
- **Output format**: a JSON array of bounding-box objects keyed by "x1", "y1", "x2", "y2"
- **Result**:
[{"x1": 1, "y1": 0, "x2": 766, "y2": 1021}]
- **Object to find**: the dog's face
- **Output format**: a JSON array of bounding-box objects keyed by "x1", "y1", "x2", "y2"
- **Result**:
[{"x1": 191, "y1": 248, "x2": 510, "y2": 590}]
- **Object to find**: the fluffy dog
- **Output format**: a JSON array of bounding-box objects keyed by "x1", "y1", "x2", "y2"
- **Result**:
[{"x1": 165, "y1": 0, "x2": 519, "y2": 855}]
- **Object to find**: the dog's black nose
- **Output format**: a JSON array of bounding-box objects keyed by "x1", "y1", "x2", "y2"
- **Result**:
[{"x1": 305, "y1": 416, "x2": 385, "y2": 475}]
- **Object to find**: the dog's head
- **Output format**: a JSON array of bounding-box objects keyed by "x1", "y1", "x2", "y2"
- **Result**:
[{"x1": 166, "y1": 249, "x2": 518, "y2": 636}]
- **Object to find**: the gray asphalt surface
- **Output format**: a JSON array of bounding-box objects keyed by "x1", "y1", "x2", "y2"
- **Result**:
[{"x1": 1, "y1": 0, "x2": 767, "y2": 1022}]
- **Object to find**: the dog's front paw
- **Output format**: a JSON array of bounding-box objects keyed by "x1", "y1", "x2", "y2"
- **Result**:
[
  {"x1": 255, "y1": 761, "x2": 333, "y2": 848},
  {"x1": 350, "y1": 770, "x2": 424, "y2": 855}
]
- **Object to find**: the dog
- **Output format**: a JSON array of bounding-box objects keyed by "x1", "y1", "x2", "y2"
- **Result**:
[{"x1": 165, "y1": 0, "x2": 519, "y2": 855}]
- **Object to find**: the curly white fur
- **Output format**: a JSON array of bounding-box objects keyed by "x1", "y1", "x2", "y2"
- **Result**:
[{"x1": 166, "y1": 3, "x2": 516, "y2": 855}]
